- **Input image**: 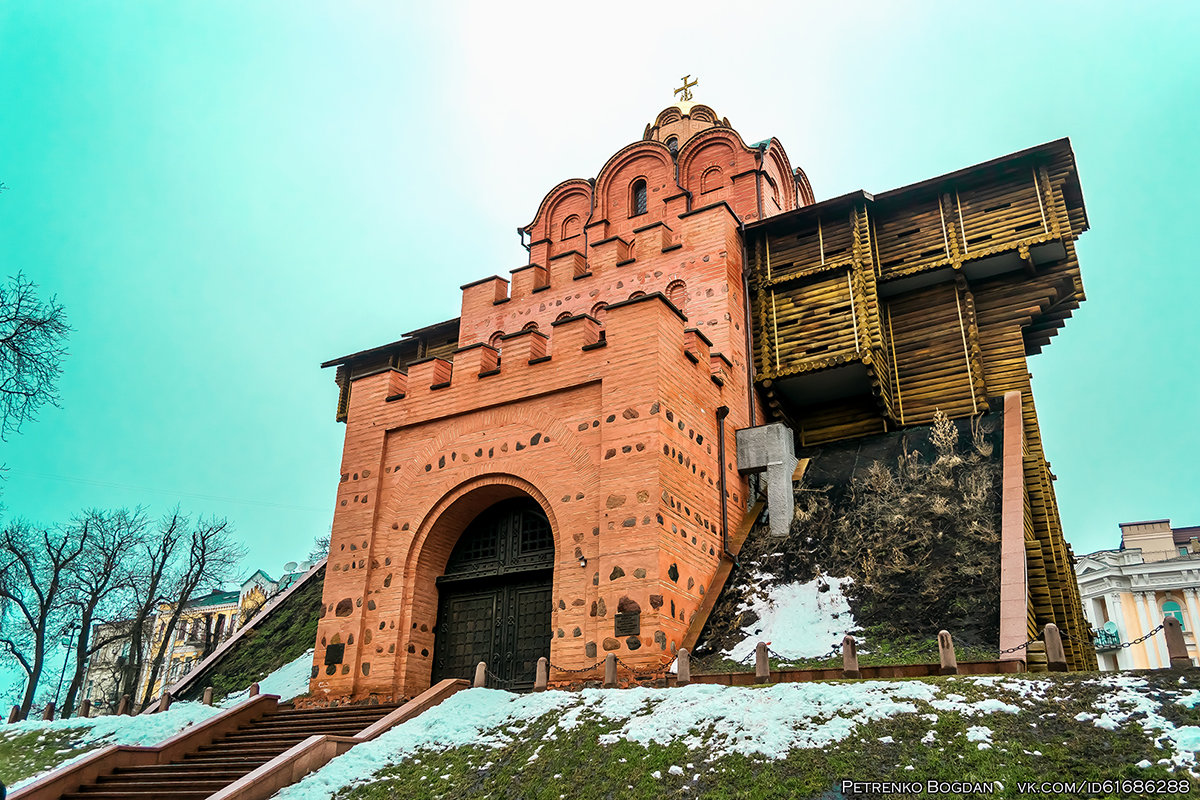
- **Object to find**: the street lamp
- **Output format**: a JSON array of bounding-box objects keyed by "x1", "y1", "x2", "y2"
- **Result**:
[{"x1": 53, "y1": 623, "x2": 78, "y2": 713}]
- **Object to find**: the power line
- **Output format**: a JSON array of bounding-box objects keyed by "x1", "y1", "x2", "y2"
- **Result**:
[{"x1": 6, "y1": 468, "x2": 331, "y2": 514}]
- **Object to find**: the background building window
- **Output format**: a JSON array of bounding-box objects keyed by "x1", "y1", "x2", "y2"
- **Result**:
[{"x1": 1164, "y1": 600, "x2": 1186, "y2": 629}]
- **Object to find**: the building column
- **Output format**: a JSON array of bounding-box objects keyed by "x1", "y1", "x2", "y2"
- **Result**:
[
  {"x1": 1184, "y1": 589, "x2": 1200, "y2": 661},
  {"x1": 1108, "y1": 593, "x2": 1131, "y2": 671},
  {"x1": 1140, "y1": 591, "x2": 1171, "y2": 668},
  {"x1": 1133, "y1": 591, "x2": 1159, "y2": 668}
]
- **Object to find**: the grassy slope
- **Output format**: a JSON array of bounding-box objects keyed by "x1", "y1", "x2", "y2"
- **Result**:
[
  {"x1": 0, "y1": 728, "x2": 92, "y2": 788},
  {"x1": 335, "y1": 671, "x2": 1200, "y2": 800},
  {"x1": 699, "y1": 412, "x2": 1004, "y2": 665},
  {"x1": 178, "y1": 565, "x2": 324, "y2": 702}
]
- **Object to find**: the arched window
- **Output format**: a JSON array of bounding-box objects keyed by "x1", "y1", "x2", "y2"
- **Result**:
[
  {"x1": 555, "y1": 311, "x2": 573, "y2": 323},
  {"x1": 522, "y1": 321, "x2": 539, "y2": 332},
  {"x1": 488, "y1": 331, "x2": 504, "y2": 350},
  {"x1": 590, "y1": 302, "x2": 608, "y2": 323},
  {"x1": 666, "y1": 280, "x2": 687, "y2": 311},
  {"x1": 1165, "y1": 600, "x2": 1186, "y2": 629},
  {"x1": 665, "y1": 136, "x2": 679, "y2": 154},
  {"x1": 628, "y1": 291, "x2": 646, "y2": 300},
  {"x1": 700, "y1": 166, "x2": 722, "y2": 194},
  {"x1": 630, "y1": 179, "x2": 648, "y2": 217},
  {"x1": 561, "y1": 214, "x2": 581, "y2": 240}
]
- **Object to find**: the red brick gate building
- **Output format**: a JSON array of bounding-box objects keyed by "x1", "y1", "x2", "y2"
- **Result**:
[{"x1": 311, "y1": 101, "x2": 809, "y2": 701}]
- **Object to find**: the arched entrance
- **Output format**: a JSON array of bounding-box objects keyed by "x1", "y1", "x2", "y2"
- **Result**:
[{"x1": 431, "y1": 497, "x2": 554, "y2": 689}]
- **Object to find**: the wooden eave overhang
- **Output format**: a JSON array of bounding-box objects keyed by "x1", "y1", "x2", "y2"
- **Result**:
[
  {"x1": 320, "y1": 318, "x2": 461, "y2": 369},
  {"x1": 747, "y1": 138, "x2": 1087, "y2": 236}
]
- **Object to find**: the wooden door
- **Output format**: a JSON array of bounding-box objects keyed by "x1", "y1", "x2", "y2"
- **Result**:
[{"x1": 432, "y1": 499, "x2": 553, "y2": 689}]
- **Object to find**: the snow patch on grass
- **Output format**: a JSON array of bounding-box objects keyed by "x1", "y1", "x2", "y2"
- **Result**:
[
  {"x1": 274, "y1": 678, "x2": 1039, "y2": 799},
  {"x1": 221, "y1": 648, "x2": 315, "y2": 707},
  {"x1": 724, "y1": 574, "x2": 859, "y2": 662},
  {"x1": 2, "y1": 647, "x2": 316, "y2": 791},
  {"x1": 2, "y1": 701, "x2": 223, "y2": 791}
]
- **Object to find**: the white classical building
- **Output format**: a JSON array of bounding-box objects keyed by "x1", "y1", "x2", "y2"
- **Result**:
[{"x1": 1076, "y1": 519, "x2": 1200, "y2": 671}]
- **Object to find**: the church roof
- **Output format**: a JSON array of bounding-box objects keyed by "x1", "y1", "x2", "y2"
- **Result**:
[{"x1": 184, "y1": 589, "x2": 239, "y2": 608}]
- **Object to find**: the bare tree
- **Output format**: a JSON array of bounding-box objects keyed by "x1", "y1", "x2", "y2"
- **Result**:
[
  {"x1": 0, "y1": 272, "x2": 70, "y2": 441},
  {"x1": 140, "y1": 516, "x2": 242, "y2": 706},
  {"x1": 60, "y1": 507, "x2": 148, "y2": 717},
  {"x1": 307, "y1": 532, "x2": 330, "y2": 562},
  {"x1": 0, "y1": 520, "x2": 86, "y2": 718},
  {"x1": 116, "y1": 509, "x2": 187, "y2": 702}
]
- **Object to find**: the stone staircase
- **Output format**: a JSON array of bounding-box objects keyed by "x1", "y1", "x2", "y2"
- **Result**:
[{"x1": 61, "y1": 703, "x2": 402, "y2": 799}]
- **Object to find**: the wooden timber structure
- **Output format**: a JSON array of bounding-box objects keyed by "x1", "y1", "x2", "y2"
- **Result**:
[{"x1": 746, "y1": 138, "x2": 1096, "y2": 670}]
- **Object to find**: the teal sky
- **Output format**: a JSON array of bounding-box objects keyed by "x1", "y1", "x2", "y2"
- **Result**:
[{"x1": 1, "y1": 2, "x2": 1198, "y2": 694}]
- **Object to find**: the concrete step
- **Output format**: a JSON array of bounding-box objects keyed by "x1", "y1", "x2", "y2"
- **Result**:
[
  {"x1": 64, "y1": 791, "x2": 212, "y2": 800},
  {"x1": 226, "y1": 723, "x2": 367, "y2": 738},
  {"x1": 251, "y1": 711, "x2": 393, "y2": 727},
  {"x1": 77, "y1": 778, "x2": 233, "y2": 792},
  {"x1": 102, "y1": 768, "x2": 248, "y2": 781},
  {"x1": 179, "y1": 753, "x2": 276, "y2": 766},
  {"x1": 259, "y1": 705, "x2": 398, "y2": 724}
]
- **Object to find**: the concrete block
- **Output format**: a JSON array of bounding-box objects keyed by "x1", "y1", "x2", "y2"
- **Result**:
[{"x1": 735, "y1": 423, "x2": 798, "y2": 538}]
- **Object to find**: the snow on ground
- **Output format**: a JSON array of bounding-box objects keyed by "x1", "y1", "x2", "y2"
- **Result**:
[
  {"x1": 2, "y1": 701, "x2": 223, "y2": 791},
  {"x1": 273, "y1": 677, "x2": 1062, "y2": 800},
  {"x1": 221, "y1": 648, "x2": 316, "y2": 707},
  {"x1": 1083, "y1": 673, "x2": 1200, "y2": 772},
  {"x1": 724, "y1": 573, "x2": 859, "y2": 662},
  {"x1": 2, "y1": 648, "x2": 315, "y2": 790}
]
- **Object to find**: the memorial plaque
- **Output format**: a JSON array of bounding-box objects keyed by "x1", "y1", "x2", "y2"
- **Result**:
[
  {"x1": 614, "y1": 611, "x2": 641, "y2": 637},
  {"x1": 324, "y1": 643, "x2": 346, "y2": 665}
]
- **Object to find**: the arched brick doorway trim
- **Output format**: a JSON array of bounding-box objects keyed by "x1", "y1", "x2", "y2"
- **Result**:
[{"x1": 398, "y1": 474, "x2": 561, "y2": 693}]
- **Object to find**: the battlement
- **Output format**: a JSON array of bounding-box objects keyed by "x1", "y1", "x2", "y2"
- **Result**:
[
  {"x1": 458, "y1": 202, "x2": 743, "y2": 350},
  {"x1": 349, "y1": 293, "x2": 730, "y2": 415}
]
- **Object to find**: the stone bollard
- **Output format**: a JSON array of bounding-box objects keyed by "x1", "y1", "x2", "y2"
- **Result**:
[
  {"x1": 842, "y1": 635, "x2": 861, "y2": 679},
  {"x1": 1044, "y1": 623, "x2": 1068, "y2": 672},
  {"x1": 7, "y1": 705, "x2": 20, "y2": 724},
  {"x1": 249, "y1": 682, "x2": 260, "y2": 698},
  {"x1": 676, "y1": 648, "x2": 691, "y2": 687},
  {"x1": 117, "y1": 695, "x2": 131, "y2": 716},
  {"x1": 938, "y1": 630, "x2": 958, "y2": 675},
  {"x1": 603, "y1": 653, "x2": 618, "y2": 688},
  {"x1": 203, "y1": 687, "x2": 214, "y2": 706},
  {"x1": 534, "y1": 657, "x2": 548, "y2": 692},
  {"x1": 1164, "y1": 617, "x2": 1193, "y2": 669},
  {"x1": 755, "y1": 642, "x2": 770, "y2": 683},
  {"x1": 79, "y1": 699, "x2": 91, "y2": 718},
  {"x1": 473, "y1": 661, "x2": 487, "y2": 688},
  {"x1": 42, "y1": 701, "x2": 56, "y2": 721}
]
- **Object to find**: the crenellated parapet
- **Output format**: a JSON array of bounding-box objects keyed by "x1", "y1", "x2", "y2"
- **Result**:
[
  {"x1": 350, "y1": 295, "x2": 730, "y2": 422},
  {"x1": 459, "y1": 201, "x2": 748, "y2": 363}
]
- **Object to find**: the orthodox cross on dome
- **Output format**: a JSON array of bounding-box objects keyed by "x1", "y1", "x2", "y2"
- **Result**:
[{"x1": 674, "y1": 74, "x2": 698, "y2": 103}]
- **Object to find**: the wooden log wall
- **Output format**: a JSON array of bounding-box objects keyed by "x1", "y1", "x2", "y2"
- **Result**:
[{"x1": 748, "y1": 140, "x2": 1095, "y2": 669}]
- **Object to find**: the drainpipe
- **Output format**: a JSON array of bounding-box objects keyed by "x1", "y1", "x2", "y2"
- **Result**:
[
  {"x1": 754, "y1": 146, "x2": 764, "y2": 223},
  {"x1": 739, "y1": 217, "x2": 757, "y2": 428},
  {"x1": 716, "y1": 405, "x2": 733, "y2": 560}
]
